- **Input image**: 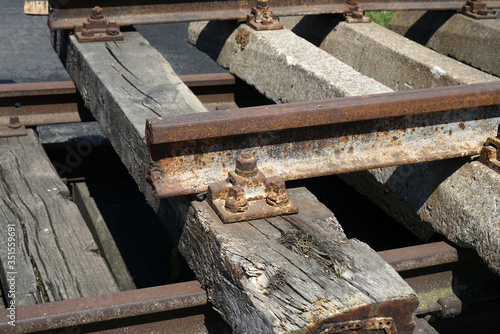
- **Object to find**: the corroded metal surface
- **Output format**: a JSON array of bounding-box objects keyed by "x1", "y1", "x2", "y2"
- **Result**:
[
  {"x1": 308, "y1": 298, "x2": 419, "y2": 333},
  {"x1": 378, "y1": 242, "x2": 461, "y2": 318},
  {"x1": 378, "y1": 241, "x2": 458, "y2": 272},
  {"x1": 344, "y1": 0, "x2": 371, "y2": 23},
  {"x1": 147, "y1": 82, "x2": 500, "y2": 143},
  {"x1": 208, "y1": 154, "x2": 298, "y2": 223},
  {"x1": 404, "y1": 270, "x2": 458, "y2": 316},
  {"x1": 0, "y1": 116, "x2": 27, "y2": 138},
  {"x1": 0, "y1": 74, "x2": 237, "y2": 126},
  {"x1": 0, "y1": 81, "x2": 76, "y2": 98},
  {"x1": 479, "y1": 136, "x2": 500, "y2": 173},
  {"x1": 180, "y1": 72, "x2": 235, "y2": 87},
  {"x1": 47, "y1": 0, "x2": 500, "y2": 30},
  {"x1": 246, "y1": 0, "x2": 284, "y2": 30},
  {"x1": 0, "y1": 281, "x2": 207, "y2": 333},
  {"x1": 437, "y1": 296, "x2": 463, "y2": 318},
  {"x1": 316, "y1": 317, "x2": 398, "y2": 334},
  {"x1": 146, "y1": 82, "x2": 500, "y2": 198},
  {"x1": 461, "y1": 0, "x2": 497, "y2": 19},
  {"x1": 0, "y1": 81, "x2": 89, "y2": 126},
  {"x1": 180, "y1": 72, "x2": 237, "y2": 107},
  {"x1": 74, "y1": 6, "x2": 124, "y2": 43}
]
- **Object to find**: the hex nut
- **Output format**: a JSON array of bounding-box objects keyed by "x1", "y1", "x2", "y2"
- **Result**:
[
  {"x1": 225, "y1": 186, "x2": 249, "y2": 213},
  {"x1": 235, "y1": 153, "x2": 259, "y2": 178},
  {"x1": 266, "y1": 177, "x2": 289, "y2": 207}
]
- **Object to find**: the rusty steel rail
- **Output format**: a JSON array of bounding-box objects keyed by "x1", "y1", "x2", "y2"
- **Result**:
[
  {"x1": 147, "y1": 82, "x2": 500, "y2": 144},
  {"x1": 47, "y1": 0, "x2": 500, "y2": 30},
  {"x1": 0, "y1": 81, "x2": 91, "y2": 127},
  {"x1": 378, "y1": 241, "x2": 458, "y2": 272},
  {"x1": 379, "y1": 242, "x2": 462, "y2": 317},
  {"x1": 0, "y1": 281, "x2": 207, "y2": 333},
  {"x1": 0, "y1": 73, "x2": 236, "y2": 127},
  {"x1": 146, "y1": 81, "x2": 500, "y2": 198}
]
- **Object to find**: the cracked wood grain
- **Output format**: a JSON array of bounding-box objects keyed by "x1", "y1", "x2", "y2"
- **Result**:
[
  {"x1": 0, "y1": 130, "x2": 119, "y2": 306},
  {"x1": 177, "y1": 188, "x2": 418, "y2": 333},
  {"x1": 56, "y1": 30, "x2": 207, "y2": 208},
  {"x1": 54, "y1": 29, "x2": 418, "y2": 333}
]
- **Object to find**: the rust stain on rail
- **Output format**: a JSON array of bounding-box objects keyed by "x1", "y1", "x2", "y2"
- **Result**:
[
  {"x1": 311, "y1": 298, "x2": 419, "y2": 333},
  {"x1": 378, "y1": 241, "x2": 458, "y2": 272},
  {"x1": 0, "y1": 73, "x2": 237, "y2": 126},
  {"x1": 47, "y1": 0, "x2": 500, "y2": 30},
  {"x1": 147, "y1": 82, "x2": 500, "y2": 144},
  {"x1": 0, "y1": 281, "x2": 206, "y2": 333},
  {"x1": 146, "y1": 82, "x2": 500, "y2": 198}
]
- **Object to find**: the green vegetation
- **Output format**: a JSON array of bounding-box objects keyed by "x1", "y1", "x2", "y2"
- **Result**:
[
  {"x1": 290, "y1": 229, "x2": 315, "y2": 254},
  {"x1": 364, "y1": 11, "x2": 395, "y2": 28}
]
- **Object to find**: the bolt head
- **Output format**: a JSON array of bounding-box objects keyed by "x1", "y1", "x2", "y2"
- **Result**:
[
  {"x1": 269, "y1": 178, "x2": 286, "y2": 194},
  {"x1": 235, "y1": 153, "x2": 258, "y2": 177},
  {"x1": 256, "y1": 0, "x2": 269, "y2": 10},
  {"x1": 91, "y1": 6, "x2": 104, "y2": 20},
  {"x1": 266, "y1": 176, "x2": 289, "y2": 207},
  {"x1": 225, "y1": 186, "x2": 248, "y2": 213},
  {"x1": 81, "y1": 27, "x2": 95, "y2": 37},
  {"x1": 228, "y1": 186, "x2": 245, "y2": 200},
  {"x1": 106, "y1": 22, "x2": 120, "y2": 36},
  {"x1": 352, "y1": 10, "x2": 364, "y2": 19},
  {"x1": 8, "y1": 116, "x2": 22, "y2": 129}
]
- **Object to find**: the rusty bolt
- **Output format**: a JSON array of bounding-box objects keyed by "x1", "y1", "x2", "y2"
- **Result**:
[
  {"x1": 8, "y1": 116, "x2": 22, "y2": 129},
  {"x1": 225, "y1": 186, "x2": 248, "y2": 213},
  {"x1": 256, "y1": 0, "x2": 269, "y2": 10},
  {"x1": 266, "y1": 176, "x2": 289, "y2": 207},
  {"x1": 482, "y1": 145, "x2": 497, "y2": 161},
  {"x1": 261, "y1": 11, "x2": 274, "y2": 25},
  {"x1": 91, "y1": 6, "x2": 104, "y2": 20},
  {"x1": 106, "y1": 21, "x2": 120, "y2": 36},
  {"x1": 352, "y1": 8, "x2": 364, "y2": 19},
  {"x1": 235, "y1": 153, "x2": 259, "y2": 178},
  {"x1": 81, "y1": 27, "x2": 94, "y2": 37},
  {"x1": 81, "y1": 22, "x2": 94, "y2": 37}
]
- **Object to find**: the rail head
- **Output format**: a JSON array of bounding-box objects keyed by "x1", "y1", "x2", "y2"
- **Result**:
[
  {"x1": 146, "y1": 82, "x2": 500, "y2": 198},
  {"x1": 0, "y1": 281, "x2": 206, "y2": 333},
  {"x1": 47, "y1": 0, "x2": 500, "y2": 30},
  {"x1": 146, "y1": 82, "x2": 500, "y2": 145}
]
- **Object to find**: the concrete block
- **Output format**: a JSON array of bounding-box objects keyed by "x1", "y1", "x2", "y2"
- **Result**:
[
  {"x1": 281, "y1": 15, "x2": 498, "y2": 91},
  {"x1": 188, "y1": 21, "x2": 392, "y2": 103},
  {"x1": 343, "y1": 160, "x2": 500, "y2": 275},
  {"x1": 421, "y1": 162, "x2": 500, "y2": 274},
  {"x1": 389, "y1": 11, "x2": 500, "y2": 77},
  {"x1": 190, "y1": 19, "x2": 500, "y2": 276}
]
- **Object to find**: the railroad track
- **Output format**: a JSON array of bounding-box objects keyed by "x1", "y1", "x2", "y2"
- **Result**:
[
  {"x1": 1, "y1": 1, "x2": 500, "y2": 333},
  {"x1": 1, "y1": 75, "x2": 499, "y2": 332}
]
